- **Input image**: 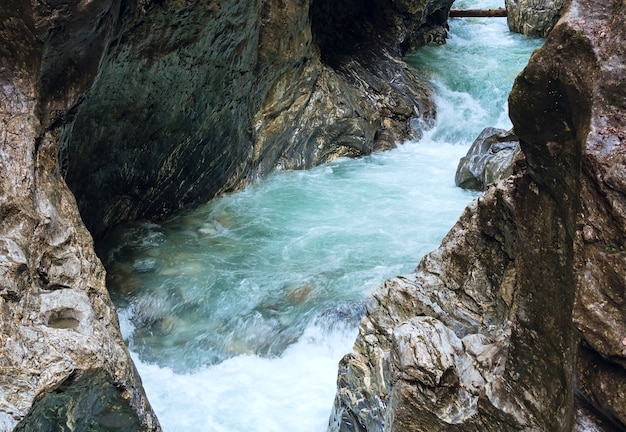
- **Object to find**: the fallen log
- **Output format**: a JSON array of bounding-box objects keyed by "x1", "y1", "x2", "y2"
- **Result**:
[{"x1": 449, "y1": 8, "x2": 507, "y2": 18}]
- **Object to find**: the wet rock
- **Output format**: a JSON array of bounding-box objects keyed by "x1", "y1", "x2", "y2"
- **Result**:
[
  {"x1": 455, "y1": 127, "x2": 520, "y2": 190},
  {"x1": 577, "y1": 345, "x2": 626, "y2": 428},
  {"x1": 53, "y1": 0, "x2": 455, "y2": 239},
  {"x1": 331, "y1": 0, "x2": 626, "y2": 430},
  {"x1": 505, "y1": 0, "x2": 569, "y2": 37}
]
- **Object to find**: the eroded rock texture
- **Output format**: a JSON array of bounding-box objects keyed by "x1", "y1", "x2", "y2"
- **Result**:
[
  {"x1": 330, "y1": 0, "x2": 626, "y2": 430},
  {"x1": 455, "y1": 127, "x2": 520, "y2": 191},
  {"x1": 505, "y1": 0, "x2": 569, "y2": 37},
  {"x1": 57, "y1": 0, "x2": 454, "y2": 239},
  {"x1": 0, "y1": 1, "x2": 160, "y2": 430}
]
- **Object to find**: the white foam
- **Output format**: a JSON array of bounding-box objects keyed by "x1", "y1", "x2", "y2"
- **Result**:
[{"x1": 133, "y1": 324, "x2": 357, "y2": 432}]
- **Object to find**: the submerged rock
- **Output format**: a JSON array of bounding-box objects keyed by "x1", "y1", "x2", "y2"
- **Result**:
[
  {"x1": 330, "y1": 0, "x2": 626, "y2": 430},
  {"x1": 505, "y1": 0, "x2": 569, "y2": 37},
  {"x1": 455, "y1": 127, "x2": 520, "y2": 190}
]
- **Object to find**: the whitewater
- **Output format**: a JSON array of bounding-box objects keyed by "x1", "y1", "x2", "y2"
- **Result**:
[{"x1": 101, "y1": 2, "x2": 543, "y2": 430}]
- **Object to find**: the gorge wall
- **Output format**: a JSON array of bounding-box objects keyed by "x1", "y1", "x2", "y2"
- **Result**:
[
  {"x1": 1, "y1": 0, "x2": 453, "y2": 428},
  {"x1": 330, "y1": 0, "x2": 626, "y2": 431},
  {"x1": 58, "y1": 0, "x2": 454, "y2": 239}
]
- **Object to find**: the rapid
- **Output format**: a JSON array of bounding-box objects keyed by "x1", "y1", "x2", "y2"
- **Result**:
[{"x1": 100, "y1": 2, "x2": 543, "y2": 430}]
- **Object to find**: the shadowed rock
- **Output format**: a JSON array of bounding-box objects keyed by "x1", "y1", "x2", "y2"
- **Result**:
[{"x1": 57, "y1": 0, "x2": 454, "y2": 239}]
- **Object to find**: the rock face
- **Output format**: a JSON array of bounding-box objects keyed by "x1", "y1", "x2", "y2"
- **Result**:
[
  {"x1": 0, "y1": 1, "x2": 160, "y2": 429},
  {"x1": 455, "y1": 128, "x2": 520, "y2": 191},
  {"x1": 1, "y1": 0, "x2": 455, "y2": 428},
  {"x1": 505, "y1": 0, "x2": 569, "y2": 37},
  {"x1": 56, "y1": 0, "x2": 455, "y2": 239},
  {"x1": 330, "y1": 0, "x2": 626, "y2": 430}
]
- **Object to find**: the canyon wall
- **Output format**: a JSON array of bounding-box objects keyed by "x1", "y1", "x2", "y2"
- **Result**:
[
  {"x1": 0, "y1": 1, "x2": 160, "y2": 429},
  {"x1": 58, "y1": 0, "x2": 454, "y2": 239},
  {"x1": 330, "y1": 0, "x2": 626, "y2": 430}
]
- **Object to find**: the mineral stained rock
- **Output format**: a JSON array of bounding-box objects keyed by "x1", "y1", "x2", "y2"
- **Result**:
[
  {"x1": 505, "y1": 0, "x2": 569, "y2": 37},
  {"x1": 330, "y1": 0, "x2": 626, "y2": 430}
]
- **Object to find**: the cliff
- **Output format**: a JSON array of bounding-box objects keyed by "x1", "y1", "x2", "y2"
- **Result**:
[
  {"x1": 330, "y1": 0, "x2": 626, "y2": 430},
  {"x1": 0, "y1": 1, "x2": 159, "y2": 429},
  {"x1": 0, "y1": 0, "x2": 453, "y2": 428}
]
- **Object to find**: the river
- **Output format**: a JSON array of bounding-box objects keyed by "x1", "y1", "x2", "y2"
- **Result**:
[{"x1": 99, "y1": 1, "x2": 543, "y2": 430}]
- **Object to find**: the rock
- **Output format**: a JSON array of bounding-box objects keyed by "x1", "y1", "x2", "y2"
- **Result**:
[
  {"x1": 330, "y1": 0, "x2": 626, "y2": 430},
  {"x1": 455, "y1": 127, "x2": 520, "y2": 190},
  {"x1": 51, "y1": 0, "x2": 456, "y2": 239},
  {"x1": 505, "y1": 0, "x2": 569, "y2": 37},
  {"x1": 576, "y1": 346, "x2": 626, "y2": 428},
  {"x1": 0, "y1": 1, "x2": 160, "y2": 429}
]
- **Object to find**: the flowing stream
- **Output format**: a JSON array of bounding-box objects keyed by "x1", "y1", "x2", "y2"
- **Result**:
[{"x1": 100, "y1": 2, "x2": 543, "y2": 430}]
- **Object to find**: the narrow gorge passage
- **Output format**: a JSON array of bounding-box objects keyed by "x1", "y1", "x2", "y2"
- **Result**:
[{"x1": 100, "y1": 2, "x2": 543, "y2": 430}]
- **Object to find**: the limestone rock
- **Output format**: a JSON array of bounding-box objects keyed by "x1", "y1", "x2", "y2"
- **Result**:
[
  {"x1": 330, "y1": 0, "x2": 626, "y2": 430},
  {"x1": 455, "y1": 128, "x2": 520, "y2": 191},
  {"x1": 505, "y1": 0, "x2": 569, "y2": 37},
  {"x1": 0, "y1": 1, "x2": 160, "y2": 429}
]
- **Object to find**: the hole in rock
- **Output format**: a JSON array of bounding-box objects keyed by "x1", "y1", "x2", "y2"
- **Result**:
[{"x1": 46, "y1": 308, "x2": 81, "y2": 329}]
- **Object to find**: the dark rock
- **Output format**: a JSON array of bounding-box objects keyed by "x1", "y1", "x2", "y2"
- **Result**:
[
  {"x1": 56, "y1": 0, "x2": 454, "y2": 239},
  {"x1": 455, "y1": 127, "x2": 520, "y2": 190},
  {"x1": 576, "y1": 345, "x2": 626, "y2": 429}
]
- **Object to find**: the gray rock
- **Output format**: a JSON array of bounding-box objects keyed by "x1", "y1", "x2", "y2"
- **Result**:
[
  {"x1": 455, "y1": 127, "x2": 520, "y2": 190},
  {"x1": 0, "y1": 1, "x2": 160, "y2": 429},
  {"x1": 505, "y1": 0, "x2": 569, "y2": 37}
]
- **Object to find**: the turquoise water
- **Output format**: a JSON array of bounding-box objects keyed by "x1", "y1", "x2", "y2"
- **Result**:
[{"x1": 101, "y1": 7, "x2": 542, "y2": 432}]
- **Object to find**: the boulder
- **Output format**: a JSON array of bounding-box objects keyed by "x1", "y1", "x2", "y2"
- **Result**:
[
  {"x1": 330, "y1": 0, "x2": 626, "y2": 430},
  {"x1": 505, "y1": 0, "x2": 569, "y2": 37},
  {"x1": 455, "y1": 127, "x2": 520, "y2": 190}
]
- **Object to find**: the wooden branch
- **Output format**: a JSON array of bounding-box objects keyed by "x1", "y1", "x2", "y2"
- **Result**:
[{"x1": 449, "y1": 8, "x2": 507, "y2": 18}]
